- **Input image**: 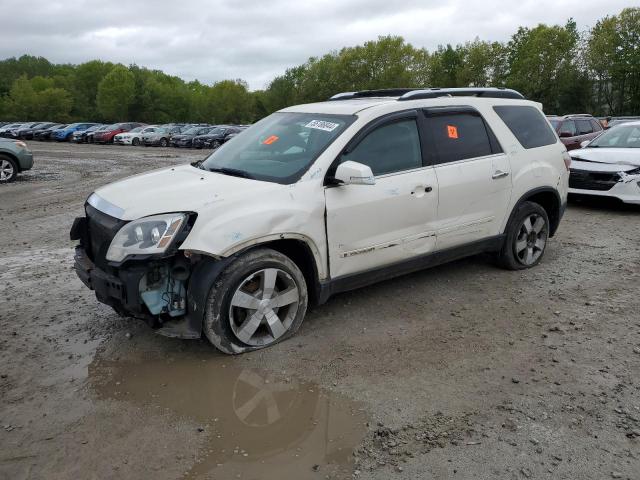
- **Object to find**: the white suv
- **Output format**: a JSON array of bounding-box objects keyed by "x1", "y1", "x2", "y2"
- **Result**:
[{"x1": 71, "y1": 88, "x2": 569, "y2": 354}]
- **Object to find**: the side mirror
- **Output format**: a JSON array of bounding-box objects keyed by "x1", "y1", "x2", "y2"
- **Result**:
[
  {"x1": 334, "y1": 161, "x2": 375, "y2": 185},
  {"x1": 580, "y1": 140, "x2": 590, "y2": 148}
]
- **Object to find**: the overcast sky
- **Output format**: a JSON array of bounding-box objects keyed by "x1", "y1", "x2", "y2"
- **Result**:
[{"x1": 0, "y1": 0, "x2": 634, "y2": 90}]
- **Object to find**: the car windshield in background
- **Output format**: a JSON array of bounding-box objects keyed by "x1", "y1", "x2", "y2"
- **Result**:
[
  {"x1": 548, "y1": 119, "x2": 561, "y2": 129},
  {"x1": 589, "y1": 124, "x2": 640, "y2": 148},
  {"x1": 183, "y1": 127, "x2": 203, "y2": 135},
  {"x1": 128, "y1": 127, "x2": 144, "y2": 133},
  {"x1": 200, "y1": 112, "x2": 354, "y2": 184}
]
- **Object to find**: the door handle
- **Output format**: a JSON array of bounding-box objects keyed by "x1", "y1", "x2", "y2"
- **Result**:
[{"x1": 492, "y1": 170, "x2": 509, "y2": 179}]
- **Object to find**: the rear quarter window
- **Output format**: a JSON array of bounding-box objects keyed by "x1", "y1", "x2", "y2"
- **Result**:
[{"x1": 493, "y1": 105, "x2": 557, "y2": 149}]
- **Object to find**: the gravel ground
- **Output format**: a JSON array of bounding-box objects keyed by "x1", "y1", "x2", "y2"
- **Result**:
[{"x1": 1, "y1": 141, "x2": 639, "y2": 480}]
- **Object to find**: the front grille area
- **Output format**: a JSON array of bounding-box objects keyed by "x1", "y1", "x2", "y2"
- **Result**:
[
  {"x1": 85, "y1": 204, "x2": 127, "y2": 269},
  {"x1": 569, "y1": 170, "x2": 620, "y2": 191}
]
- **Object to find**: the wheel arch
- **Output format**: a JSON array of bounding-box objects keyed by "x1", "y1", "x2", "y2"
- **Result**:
[
  {"x1": 506, "y1": 187, "x2": 562, "y2": 237},
  {"x1": 221, "y1": 235, "x2": 324, "y2": 306}
]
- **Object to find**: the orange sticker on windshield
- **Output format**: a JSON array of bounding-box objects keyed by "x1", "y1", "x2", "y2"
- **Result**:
[
  {"x1": 262, "y1": 135, "x2": 279, "y2": 145},
  {"x1": 447, "y1": 125, "x2": 459, "y2": 139}
]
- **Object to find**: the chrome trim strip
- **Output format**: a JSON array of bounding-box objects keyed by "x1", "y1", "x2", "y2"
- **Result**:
[{"x1": 87, "y1": 193, "x2": 125, "y2": 219}]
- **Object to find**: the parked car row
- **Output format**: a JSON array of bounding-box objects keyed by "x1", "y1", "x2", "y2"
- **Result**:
[{"x1": 0, "y1": 121, "x2": 248, "y2": 149}]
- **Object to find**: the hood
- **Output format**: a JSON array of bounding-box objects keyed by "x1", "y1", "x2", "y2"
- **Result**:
[
  {"x1": 569, "y1": 147, "x2": 640, "y2": 168},
  {"x1": 93, "y1": 164, "x2": 281, "y2": 220}
]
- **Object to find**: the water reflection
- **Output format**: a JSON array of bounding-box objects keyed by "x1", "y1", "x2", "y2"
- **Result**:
[{"x1": 89, "y1": 355, "x2": 367, "y2": 479}]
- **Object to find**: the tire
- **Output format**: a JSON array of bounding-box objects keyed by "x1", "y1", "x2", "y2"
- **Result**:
[
  {"x1": 160, "y1": 138, "x2": 168, "y2": 147},
  {"x1": 0, "y1": 155, "x2": 18, "y2": 183},
  {"x1": 203, "y1": 248, "x2": 308, "y2": 354},
  {"x1": 132, "y1": 138, "x2": 140, "y2": 146},
  {"x1": 497, "y1": 201, "x2": 550, "y2": 270},
  {"x1": 211, "y1": 140, "x2": 221, "y2": 149}
]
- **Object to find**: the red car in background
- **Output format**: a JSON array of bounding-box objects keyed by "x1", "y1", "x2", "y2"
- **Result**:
[
  {"x1": 93, "y1": 122, "x2": 145, "y2": 144},
  {"x1": 547, "y1": 114, "x2": 603, "y2": 151}
]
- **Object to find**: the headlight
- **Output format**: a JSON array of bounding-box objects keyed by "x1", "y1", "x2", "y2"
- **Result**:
[
  {"x1": 14, "y1": 141, "x2": 27, "y2": 149},
  {"x1": 106, "y1": 213, "x2": 187, "y2": 262}
]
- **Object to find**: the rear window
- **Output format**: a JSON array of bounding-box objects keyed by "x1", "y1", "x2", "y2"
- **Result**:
[
  {"x1": 575, "y1": 119, "x2": 593, "y2": 135},
  {"x1": 494, "y1": 106, "x2": 557, "y2": 149},
  {"x1": 426, "y1": 113, "x2": 494, "y2": 164}
]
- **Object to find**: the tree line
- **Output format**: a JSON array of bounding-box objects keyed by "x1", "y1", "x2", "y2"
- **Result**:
[{"x1": 0, "y1": 7, "x2": 637, "y2": 124}]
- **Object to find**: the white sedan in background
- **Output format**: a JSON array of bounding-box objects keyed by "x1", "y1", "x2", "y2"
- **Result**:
[
  {"x1": 114, "y1": 125, "x2": 156, "y2": 146},
  {"x1": 569, "y1": 121, "x2": 640, "y2": 204}
]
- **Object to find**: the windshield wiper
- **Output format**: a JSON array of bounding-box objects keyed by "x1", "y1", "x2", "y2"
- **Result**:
[{"x1": 207, "y1": 167, "x2": 254, "y2": 179}]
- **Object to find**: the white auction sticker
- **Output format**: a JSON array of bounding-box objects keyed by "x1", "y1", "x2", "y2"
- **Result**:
[{"x1": 305, "y1": 120, "x2": 340, "y2": 132}]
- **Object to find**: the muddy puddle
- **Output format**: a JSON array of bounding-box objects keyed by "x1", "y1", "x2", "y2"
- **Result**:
[{"x1": 89, "y1": 354, "x2": 368, "y2": 479}]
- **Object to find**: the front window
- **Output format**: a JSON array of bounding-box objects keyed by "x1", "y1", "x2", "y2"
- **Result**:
[
  {"x1": 589, "y1": 125, "x2": 640, "y2": 148},
  {"x1": 200, "y1": 112, "x2": 355, "y2": 183}
]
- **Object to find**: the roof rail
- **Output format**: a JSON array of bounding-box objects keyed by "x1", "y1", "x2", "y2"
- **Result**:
[
  {"x1": 328, "y1": 87, "x2": 525, "y2": 102},
  {"x1": 329, "y1": 89, "x2": 419, "y2": 101},
  {"x1": 398, "y1": 87, "x2": 524, "y2": 101}
]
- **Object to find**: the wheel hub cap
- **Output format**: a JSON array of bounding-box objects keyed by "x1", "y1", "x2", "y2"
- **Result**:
[
  {"x1": 229, "y1": 268, "x2": 300, "y2": 347},
  {"x1": 515, "y1": 213, "x2": 548, "y2": 266}
]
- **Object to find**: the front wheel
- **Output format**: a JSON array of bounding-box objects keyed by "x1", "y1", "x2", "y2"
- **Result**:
[
  {"x1": 497, "y1": 201, "x2": 549, "y2": 270},
  {"x1": 0, "y1": 155, "x2": 18, "y2": 183},
  {"x1": 159, "y1": 138, "x2": 168, "y2": 147},
  {"x1": 211, "y1": 140, "x2": 221, "y2": 149},
  {"x1": 203, "y1": 248, "x2": 308, "y2": 354},
  {"x1": 132, "y1": 138, "x2": 140, "y2": 146}
]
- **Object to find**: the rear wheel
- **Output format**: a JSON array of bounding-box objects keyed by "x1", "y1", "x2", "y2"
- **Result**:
[
  {"x1": 211, "y1": 140, "x2": 221, "y2": 149},
  {"x1": 160, "y1": 138, "x2": 168, "y2": 147},
  {"x1": 203, "y1": 248, "x2": 308, "y2": 354},
  {"x1": 497, "y1": 201, "x2": 549, "y2": 270},
  {"x1": 0, "y1": 155, "x2": 18, "y2": 183}
]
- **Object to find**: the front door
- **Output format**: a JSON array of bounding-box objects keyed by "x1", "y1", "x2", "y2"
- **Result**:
[{"x1": 325, "y1": 115, "x2": 438, "y2": 278}]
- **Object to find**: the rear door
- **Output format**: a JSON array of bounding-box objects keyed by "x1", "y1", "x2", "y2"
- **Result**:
[
  {"x1": 558, "y1": 120, "x2": 580, "y2": 150},
  {"x1": 422, "y1": 107, "x2": 512, "y2": 250},
  {"x1": 325, "y1": 111, "x2": 438, "y2": 278}
]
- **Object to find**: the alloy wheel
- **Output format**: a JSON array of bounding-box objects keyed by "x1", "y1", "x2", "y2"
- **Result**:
[
  {"x1": 229, "y1": 268, "x2": 300, "y2": 347},
  {"x1": 515, "y1": 213, "x2": 547, "y2": 265},
  {"x1": 0, "y1": 159, "x2": 15, "y2": 182}
]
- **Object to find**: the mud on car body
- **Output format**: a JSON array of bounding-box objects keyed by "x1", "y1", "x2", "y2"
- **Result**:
[{"x1": 71, "y1": 87, "x2": 569, "y2": 354}]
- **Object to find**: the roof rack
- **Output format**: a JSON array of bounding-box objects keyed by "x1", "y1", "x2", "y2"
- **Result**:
[
  {"x1": 328, "y1": 87, "x2": 525, "y2": 101},
  {"x1": 329, "y1": 89, "x2": 419, "y2": 100}
]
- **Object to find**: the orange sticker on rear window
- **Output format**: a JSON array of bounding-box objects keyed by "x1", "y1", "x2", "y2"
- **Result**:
[
  {"x1": 447, "y1": 125, "x2": 458, "y2": 139},
  {"x1": 262, "y1": 135, "x2": 279, "y2": 145}
]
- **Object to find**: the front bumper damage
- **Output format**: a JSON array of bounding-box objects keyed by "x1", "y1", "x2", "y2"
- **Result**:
[{"x1": 70, "y1": 213, "x2": 232, "y2": 340}]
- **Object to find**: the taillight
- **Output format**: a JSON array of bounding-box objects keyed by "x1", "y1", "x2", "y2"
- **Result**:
[{"x1": 562, "y1": 152, "x2": 571, "y2": 171}]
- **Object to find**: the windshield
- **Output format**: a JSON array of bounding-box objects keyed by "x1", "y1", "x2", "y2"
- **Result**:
[
  {"x1": 183, "y1": 127, "x2": 204, "y2": 135},
  {"x1": 128, "y1": 127, "x2": 144, "y2": 133},
  {"x1": 200, "y1": 112, "x2": 355, "y2": 184},
  {"x1": 589, "y1": 125, "x2": 640, "y2": 148}
]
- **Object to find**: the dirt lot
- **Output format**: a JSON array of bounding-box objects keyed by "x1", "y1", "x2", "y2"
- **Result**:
[{"x1": 1, "y1": 141, "x2": 639, "y2": 480}]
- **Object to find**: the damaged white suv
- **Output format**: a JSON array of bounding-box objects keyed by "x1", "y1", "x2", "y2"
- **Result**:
[{"x1": 71, "y1": 88, "x2": 569, "y2": 354}]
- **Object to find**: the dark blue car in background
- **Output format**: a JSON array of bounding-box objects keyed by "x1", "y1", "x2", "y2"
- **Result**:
[{"x1": 52, "y1": 123, "x2": 98, "y2": 142}]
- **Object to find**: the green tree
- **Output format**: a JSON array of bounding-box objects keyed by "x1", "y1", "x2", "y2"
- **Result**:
[
  {"x1": 587, "y1": 8, "x2": 640, "y2": 115},
  {"x1": 96, "y1": 65, "x2": 135, "y2": 121},
  {"x1": 505, "y1": 21, "x2": 583, "y2": 112}
]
